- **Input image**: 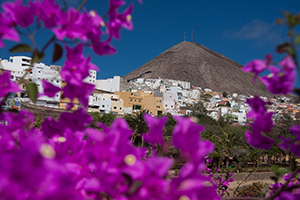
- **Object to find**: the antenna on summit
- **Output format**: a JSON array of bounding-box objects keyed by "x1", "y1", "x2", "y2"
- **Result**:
[
  {"x1": 184, "y1": 32, "x2": 186, "y2": 41},
  {"x1": 191, "y1": 30, "x2": 193, "y2": 42}
]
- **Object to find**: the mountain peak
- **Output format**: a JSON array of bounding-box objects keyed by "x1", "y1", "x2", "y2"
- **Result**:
[{"x1": 123, "y1": 41, "x2": 271, "y2": 97}]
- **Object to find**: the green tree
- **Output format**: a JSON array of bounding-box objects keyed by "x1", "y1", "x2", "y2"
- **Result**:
[
  {"x1": 89, "y1": 112, "x2": 116, "y2": 128},
  {"x1": 125, "y1": 109, "x2": 150, "y2": 146}
]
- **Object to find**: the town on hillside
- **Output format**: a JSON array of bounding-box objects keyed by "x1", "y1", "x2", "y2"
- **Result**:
[{"x1": 0, "y1": 56, "x2": 298, "y2": 126}]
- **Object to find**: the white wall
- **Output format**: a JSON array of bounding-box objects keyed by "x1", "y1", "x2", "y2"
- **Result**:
[
  {"x1": 96, "y1": 76, "x2": 120, "y2": 92},
  {"x1": 163, "y1": 92, "x2": 176, "y2": 114}
]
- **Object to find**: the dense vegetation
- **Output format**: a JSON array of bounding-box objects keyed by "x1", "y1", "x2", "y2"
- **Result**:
[{"x1": 33, "y1": 106, "x2": 300, "y2": 171}]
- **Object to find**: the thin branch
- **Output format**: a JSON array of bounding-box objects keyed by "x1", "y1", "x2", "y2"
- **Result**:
[
  {"x1": 266, "y1": 170, "x2": 299, "y2": 200},
  {"x1": 233, "y1": 171, "x2": 253, "y2": 196},
  {"x1": 29, "y1": 35, "x2": 37, "y2": 50},
  {"x1": 41, "y1": 35, "x2": 56, "y2": 53},
  {"x1": 76, "y1": 0, "x2": 88, "y2": 11}
]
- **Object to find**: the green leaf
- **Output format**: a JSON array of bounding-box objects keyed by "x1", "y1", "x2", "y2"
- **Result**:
[
  {"x1": 31, "y1": 50, "x2": 45, "y2": 64},
  {"x1": 276, "y1": 42, "x2": 293, "y2": 54},
  {"x1": 52, "y1": 43, "x2": 63, "y2": 63},
  {"x1": 9, "y1": 44, "x2": 33, "y2": 53},
  {"x1": 26, "y1": 83, "x2": 38, "y2": 103},
  {"x1": 272, "y1": 165, "x2": 280, "y2": 174},
  {"x1": 295, "y1": 35, "x2": 300, "y2": 45}
]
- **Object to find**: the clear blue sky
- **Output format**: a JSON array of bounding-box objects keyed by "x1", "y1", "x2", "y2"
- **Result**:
[{"x1": 1, "y1": 0, "x2": 300, "y2": 80}]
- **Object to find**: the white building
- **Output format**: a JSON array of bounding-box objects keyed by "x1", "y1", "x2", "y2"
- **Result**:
[
  {"x1": 88, "y1": 93, "x2": 111, "y2": 113},
  {"x1": 163, "y1": 92, "x2": 176, "y2": 114},
  {"x1": 166, "y1": 86, "x2": 183, "y2": 105},
  {"x1": 1, "y1": 56, "x2": 97, "y2": 108},
  {"x1": 232, "y1": 108, "x2": 247, "y2": 125},
  {"x1": 96, "y1": 76, "x2": 120, "y2": 92},
  {"x1": 1, "y1": 56, "x2": 61, "y2": 107}
]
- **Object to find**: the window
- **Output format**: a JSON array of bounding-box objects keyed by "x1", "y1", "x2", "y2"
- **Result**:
[
  {"x1": 22, "y1": 58, "x2": 31, "y2": 63},
  {"x1": 165, "y1": 105, "x2": 167, "y2": 107},
  {"x1": 114, "y1": 107, "x2": 117, "y2": 109},
  {"x1": 159, "y1": 100, "x2": 161, "y2": 103},
  {"x1": 130, "y1": 99, "x2": 132, "y2": 101},
  {"x1": 171, "y1": 105, "x2": 173, "y2": 108},
  {"x1": 102, "y1": 105, "x2": 105, "y2": 108},
  {"x1": 132, "y1": 105, "x2": 141, "y2": 110},
  {"x1": 120, "y1": 107, "x2": 122, "y2": 110},
  {"x1": 139, "y1": 100, "x2": 141, "y2": 102}
]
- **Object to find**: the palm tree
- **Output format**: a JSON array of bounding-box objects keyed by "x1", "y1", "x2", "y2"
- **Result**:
[
  {"x1": 215, "y1": 131, "x2": 246, "y2": 168},
  {"x1": 125, "y1": 109, "x2": 151, "y2": 147}
]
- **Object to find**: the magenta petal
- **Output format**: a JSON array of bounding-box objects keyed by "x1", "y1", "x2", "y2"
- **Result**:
[
  {"x1": 0, "y1": 71, "x2": 20, "y2": 98},
  {"x1": 40, "y1": 80, "x2": 61, "y2": 97}
]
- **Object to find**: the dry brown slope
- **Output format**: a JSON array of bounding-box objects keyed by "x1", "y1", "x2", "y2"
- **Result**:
[{"x1": 123, "y1": 41, "x2": 272, "y2": 97}]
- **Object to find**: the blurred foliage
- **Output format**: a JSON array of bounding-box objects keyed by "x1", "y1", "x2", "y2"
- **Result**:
[
  {"x1": 89, "y1": 112, "x2": 116, "y2": 128},
  {"x1": 34, "y1": 117, "x2": 44, "y2": 129},
  {"x1": 236, "y1": 182, "x2": 269, "y2": 198}
]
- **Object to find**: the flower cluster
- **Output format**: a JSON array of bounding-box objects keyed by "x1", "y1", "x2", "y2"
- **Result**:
[
  {"x1": 0, "y1": 101, "x2": 220, "y2": 199},
  {"x1": 269, "y1": 173, "x2": 300, "y2": 200},
  {"x1": 243, "y1": 56, "x2": 300, "y2": 157},
  {"x1": 0, "y1": 0, "x2": 137, "y2": 109},
  {"x1": 205, "y1": 157, "x2": 234, "y2": 197},
  {"x1": 242, "y1": 38, "x2": 300, "y2": 198},
  {"x1": 245, "y1": 95, "x2": 275, "y2": 150},
  {"x1": 243, "y1": 55, "x2": 296, "y2": 95}
]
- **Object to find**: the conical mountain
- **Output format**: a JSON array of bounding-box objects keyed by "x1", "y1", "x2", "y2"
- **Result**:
[{"x1": 123, "y1": 41, "x2": 272, "y2": 97}]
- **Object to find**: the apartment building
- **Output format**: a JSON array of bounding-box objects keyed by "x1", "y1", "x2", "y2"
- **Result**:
[
  {"x1": 1, "y1": 56, "x2": 61, "y2": 108},
  {"x1": 115, "y1": 90, "x2": 164, "y2": 116}
]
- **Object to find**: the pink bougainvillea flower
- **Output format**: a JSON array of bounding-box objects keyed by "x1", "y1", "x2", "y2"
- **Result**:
[
  {"x1": 61, "y1": 44, "x2": 98, "y2": 86},
  {"x1": 0, "y1": 71, "x2": 20, "y2": 98},
  {"x1": 245, "y1": 128, "x2": 275, "y2": 150},
  {"x1": 143, "y1": 113, "x2": 168, "y2": 146},
  {"x1": 250, "y1": 111, "x2": 274, "y2": 133},
  {"x1": 172, "y1": 116, "x2": 214, "y2": 163},
  {"x1": 2, "y1": 0, "x2": 34, "y2": 28},
  {"x1": 39, "y1": 80, "x2": 61, "y2": 98},
  {"x1": 290, "y1": 125, "x2": 300, "y2": 141},
  {"x1": 0, "y1": 13, "x2": 19, "y2": 48},
  {"x1": 52, "y1": 7, "x2": 87, "y2": 41},
  {"x1": 91, "y1": 39, "x2": 117, "y2": 56},
  {"x1": 245, "y1": 96, "x2": 275, "y2": 149},
  {"x1": 242, "y1": 59, "x2": 267, "y2": 82},
  {"x1": 278, "y1": 136, "x2": 291, "y2": 151},
  {"x1": 107, "y1": 4, "x2": 133, "y2": 39},
  {"x1": 167, "y1": 163, "x2": 218, "y2": 200},
  {"x1": 29, "y1": 0, "x2": 61, "y2": 28},
  {"x1": 265, "y1": 54, "x2": 273, "y2": 65},
  {"x1": 62, "y1": 81, "x2": 95, "y2": 107},
  {"x1": 279, "y1": 55, "x2": 296, "y2": 69},
  {"x1": 260, "y1": 65, "x2": 296, "y2": 95},
  {"x1": 246, "y1": 95, "x2": 267, "y2": 120},
  {"x1": 60, "y1": 44, "x2": 98, "y2": 107}
]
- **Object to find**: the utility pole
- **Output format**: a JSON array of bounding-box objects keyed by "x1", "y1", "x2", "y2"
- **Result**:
[{"x1": 191, "y1": 30, "x2": 193, "y2": 42}]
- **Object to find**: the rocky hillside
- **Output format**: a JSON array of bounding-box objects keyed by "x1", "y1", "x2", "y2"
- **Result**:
[{"x1": 123, "y1": 41, "x2": 272, "y2": 97}]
